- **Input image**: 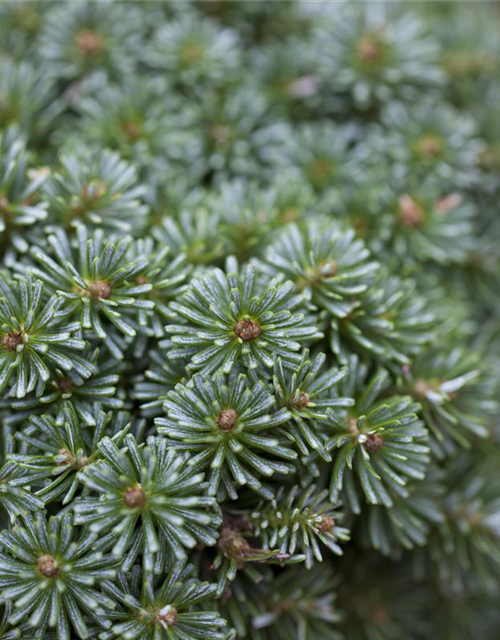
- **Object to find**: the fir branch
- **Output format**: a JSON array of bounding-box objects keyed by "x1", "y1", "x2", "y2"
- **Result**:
[
  {"x1": 99, "y1": 562, "x2": 229, "y2": 640},
  {"x1": 4, "y1": 346, "x2": 124, "y2": 426},
  {"x1": 8, "y1": 401, "x2": 127, "y2": 505},
  {"x1": 0, "y1": 512, "x2": 118, "y2": 640},
  {"x1": 0, "y1": 126, "x2": 48, "y2": 262},
  {"x1": 26, "y1": 224, "x2": 154, "y2": 346},
  {"x1": 315, "y1": 8, "x2": 444, "y2": 110},
  {"x1": 330, "y1": 270, "x2": 436, "y2": 366},
  {"x1": 42, "y1": 149, "x2": 148, "y2": 233},
  {"x1": 328, "y1": 356, "x2": 430, "y2": 510},
  {"x1": 398, "y1": 346, "x2": 497, "y2": 457},
  {"x1": 247, "y1": 483, "x2": 350, "y2": 568},
  {"x1": 262, "y1": 221, "x2": 378, "y2": 319},
  {"x1": 157, "y1": 372, "x2": 296, "y2": 499},
  {"x1": 75, "y1": 435, "x2": 221, "y2": 571},
  {"x1": 38, "y1": 1, "x2": 144, "y2": 82},
  {"x1": 0, "y1": 273, "x2": 89, "y2": 398},
  {"x1": 166, "y1": 263, "x2": 322, "y2": 374},
  {"x1": 273, "y1": 350, "x2": 354, "y2": 461}
]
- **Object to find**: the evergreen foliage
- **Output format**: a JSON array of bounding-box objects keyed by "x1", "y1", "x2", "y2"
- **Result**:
[{"x1": 0, "y1": 2, "x2": 499, "y2": 639}]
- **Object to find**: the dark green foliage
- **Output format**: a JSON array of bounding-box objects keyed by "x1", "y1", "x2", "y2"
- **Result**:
[
  {"x1": 378, "y1": 99, "x2": 482, "y2": 187},
  {"x1": 75, "y1": 435, "x2": 221, "y2": 570},
  {"x1": 153, "y1": 204, "x2": 225, "y2": 267},
  {"x1": 262, "y1": 222, "x2": 377, "y2": 319},
  {"x1": 41, "y1": 149, "x2": 148, "y2": 233},
  {"x1": 398, "y1": 346, "x2": 496, "y2": 456},
  {"x1": 330, "y1": 270, "x2": 436, "y2": 366},
  {"x1": 314, "y1": 9, "x2": 444, "y2": 109},
  {"x1": 267, "y1": 123, "x2": 356, "y2": 193},
  {"x1": 0, "y1": 126, "x2": 48, "y2": 261},
  {"x1": 0, "y1": 458, "x2": 44, "y2": 521},
  {"x1": 247, "y1": 483, "x2": 350, "y2": 568},
  {"x1": 0, "y1": 512, "x2": 117, "y2": 639},
  {"x1": 0, "y1": 2, "x2": 499, "y2": 640},
  {"x1": 157, "y1": 372, "x2": 295, "y2": 499},
  {"x1": 358, "y1": 470, "x2": 446, "y2": 556},
  {"x1": 9, "y1": 402, "x2": 125, "y2": 504},
  {"x1": 337, "y1": 554, "x2": 430, "y2": 640},
  {"x1": 0, "y1": 274, "x2": 90, "y2": 398},
  {"x1": 146, "y1": 14, "x2": 241, "y2": 94},
  {"x1": 132, "y1": 350, "x2": 186, "y2": 418},
  {"x1": 166, "y1": 263, "x2": 322, "y2": 373},
  {"x1": 426, "y1": 456, "x2": 500, "y2": 593},
  {"x1": 273, "y1": 351, "x2": 353, "y2": 460},
  {"x1": 328, "y1": 357, "x2": 430, "y2": 511},
  {"x1": 5, "y1": 346, "x2": 124, "y2": 425},
  {"x1": 27, "y1": 224, "x2": 154, "y2": 352},
  {"x1": 38, "y1": 2, "x2": 143, "y2": 82},
  {"x1": 0, "y1": 59, "x2": 56, "y2": 140},
  {"x1": 246, "y1": 565, "x2": 343, "y2": 640},
  {"x1": 100, "y1": 562, "x2": 227, "y2": 640}
]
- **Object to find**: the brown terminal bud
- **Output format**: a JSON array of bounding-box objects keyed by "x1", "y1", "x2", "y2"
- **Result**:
[
  {"x1": 413, "y1": 379, "x2": 434, "y2": 399},
  {"x1": 57, "y1": 448, "x2": 73, "y2": 466},
  {"x1": 57, "y1": 377, "x2": 73, "y2": 393},
  {"x1": 124, "y1": 485, "x2": 147, "y2": 508},
  {"x1": 210, "y1": 124, "x2": 232, "y2": 146},
  {"x1": 415, "y1": 135, "x2": 442, "y2": 158},
  {"x1": 158, "y1": 607, "x2": 178, "y2": 628},
  {"x1": 295, "y1": 392, "x2": 310, "y2": 409},
  {"x1": 88, "y1": 281, "x2": 112, "y2": 300},
  {"x1": 364, "y1": 433, "x2": 384, "y2": 453},
  {"x1": 75, "y1": 29, "x2": 104, "y2": 56},
  {"x1": 318, "y1": 259, "x2": 338, "y2": 279},
  {"x1": 370, "y1": 606, "x2": 390, "y2": 625},
  {"x1": 216, "y1": 408, "x2": 239, "y2": 432},
  {"x1": 37, "y1": 554, "x2": 60, "y2": 578},
  {"x1": 182, "y1": 43, "x2": 202, "y2": 63},
  {"x1": 234, "y1": 319, "x2": 261, "y2": 342},
  {"x1": 434, "y1": 193, "x2": 462, "y2": 213},
  {"x1": 348, "y1": 417, "x2": 359, "y2": 435},
  {"x1": 308, "y1": 158, "x2": 331, "y2": 185},
  {"x1": 121, "y1": 120, "x2": 142, "y2": 141},
  {"x1": 218, "y1": 526, "x2": 255, "y2": 569},
  {"x1": 1, "y1": 332, "x2": 23, "y2": 352},
  {"x1": 357, "y1": 36, "x2": 383, "y2": 63},
  {"x1": 0, "y1": 196, "x2": 10, "y2": 212},
  {"x1": 57, "y1": 448, "x2": 89, "y2": 470},
  {"x1": 315, "y1": 514, "x2": 335, "y2": 533},
  {"x1": 398, "y1": 194, "x2": 425, "y2": 227},
  {"x1": 225, "y1": 535, "x2": 251, "y2": 559},
  {"x1": 280, "y1": 207, "x2": 300, "y2": 223}
]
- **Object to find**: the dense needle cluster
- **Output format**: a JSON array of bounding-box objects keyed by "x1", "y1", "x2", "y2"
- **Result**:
[{"x1": 0, "y1": 2, "x2": 499, "y2": 640}]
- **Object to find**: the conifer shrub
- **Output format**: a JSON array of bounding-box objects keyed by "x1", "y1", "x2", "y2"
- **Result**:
[{"x1": 0, "y1": 2, "x2": 499, "y2": 639}]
